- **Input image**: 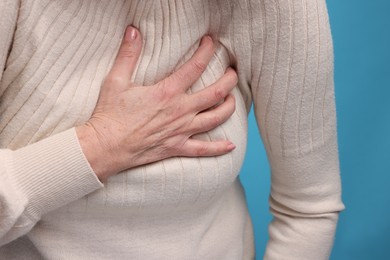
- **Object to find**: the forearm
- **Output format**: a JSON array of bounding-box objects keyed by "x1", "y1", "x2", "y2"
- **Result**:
[
  {"x1": 264, "y1": 137, "x2": 344, "y2": 259},
  {"x1": 0, "y1": 128, "x2": 103, "y2": 246}
]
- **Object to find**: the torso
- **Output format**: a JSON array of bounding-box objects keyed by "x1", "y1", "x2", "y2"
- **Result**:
[{"x1": 0, "y1": 1, "x2": 254, "y2": 258}]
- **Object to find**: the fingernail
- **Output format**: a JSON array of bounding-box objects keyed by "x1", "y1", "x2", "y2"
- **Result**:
[
  {"x1": 204, "y1": 35, "x2": 212, "y2": 41},
  {"x1": 125, "y1": 26, "x2": 137, "y2": 41},
  {"x1": 227, "y1": 143, "x2": 236, "y2": 150},
  {"x1": 200, "y1": 35, "x2": 212, "y2": 45}
]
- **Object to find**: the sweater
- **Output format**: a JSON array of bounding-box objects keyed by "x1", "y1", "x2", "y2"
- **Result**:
[{"x1": 0, "y1": 0, "x2": 345, "y2": 259}]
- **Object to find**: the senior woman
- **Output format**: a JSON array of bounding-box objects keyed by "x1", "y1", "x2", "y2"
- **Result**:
[{"x1": 0, "y1": 0, "x2": 344, "y2": 259}]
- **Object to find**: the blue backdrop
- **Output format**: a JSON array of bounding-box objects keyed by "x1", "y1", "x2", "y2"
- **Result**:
[{"x1": 240, "y1": 0, "x2": 390, "y2": 259}]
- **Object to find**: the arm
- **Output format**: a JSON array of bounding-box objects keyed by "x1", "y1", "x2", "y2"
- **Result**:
[
  {"x1": 0, "y1": 1, "x2": 103, "y2": 246},
  {"x1": 249, "y1": 0, "x2": 345, "y2": 259}
]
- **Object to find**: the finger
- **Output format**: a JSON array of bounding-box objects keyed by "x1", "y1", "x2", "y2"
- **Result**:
[
  {"x1": 188, "y1": 94, "x2": 235, "y2": 135},
  {"x1": 190, "y1": 67, "x2": 238, "y2": 112},
  {"x1": 110, "y1": 26, "x2": 143, "y2": 82},
  {"x1": 165, "y1": 35, "x2": 215, "y2": 92},
  {"x1": 179, "y1": 139, "x2": 236, "y2": 157}
]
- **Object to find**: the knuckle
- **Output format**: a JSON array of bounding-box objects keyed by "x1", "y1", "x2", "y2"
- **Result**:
[
  {"x1": 118, "y1": 48, "x2": 137, "y2": 60},
  {"x1": 172, "y1": 69, "x2": 186, "y2": 83},
  {"x1": 211, "y1": 114, "x2": 222, "y2": 127},
  {"x1": 191, "y1": 59, "x2": 207, "y2": 74},
  {"x1": 155, "y1": 81, "x2": 175, "y2": 100},
  {"x1": 166, "y1": 139, "x2": 184, "y2": 156},
  {"x1": 196, "y1": 144, "x2": 209, "y2": 156},
  {"x1": 154, "y1": 83, "x2": 168, "y2": 101},
  {"x1": 105, "y1": 74, "x2": 125, "y2": 86},
  {"x1": 214, "y1": 87, "x2": 225, "y2": 100}
]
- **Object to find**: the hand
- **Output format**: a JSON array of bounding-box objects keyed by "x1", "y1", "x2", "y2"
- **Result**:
[{"x1": 76, "y1": 26, "x2": 237, "y2": 182}]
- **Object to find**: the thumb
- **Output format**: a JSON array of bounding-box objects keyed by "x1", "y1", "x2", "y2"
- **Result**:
[{"x1": 110, "y1": 26, "x2": 143, "y2": 82}]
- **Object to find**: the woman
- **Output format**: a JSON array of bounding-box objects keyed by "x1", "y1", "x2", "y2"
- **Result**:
[{"x1": 0, "y1": 0, "x2": 344, "y2": 259}]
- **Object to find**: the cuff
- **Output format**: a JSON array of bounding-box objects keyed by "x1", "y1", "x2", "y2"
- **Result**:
[{"x1": 8, "y1": 128, "x2": 103, "y2": 220}]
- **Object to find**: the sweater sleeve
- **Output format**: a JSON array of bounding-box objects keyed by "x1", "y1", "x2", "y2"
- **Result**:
[
  {"x1": 0, "y1": 1, "x2": 103, "y2": 246},
  {"x1": 248, "y1": 0, "x2": 345, "y2": 259},
  {"x1": 0, "y1": 0, "x2": 18, "y2": 80}
]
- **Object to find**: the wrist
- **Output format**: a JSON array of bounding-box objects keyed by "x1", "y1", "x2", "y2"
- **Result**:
[{"x1": 75, "y1": 124, "x2": 115, "y2": 182}]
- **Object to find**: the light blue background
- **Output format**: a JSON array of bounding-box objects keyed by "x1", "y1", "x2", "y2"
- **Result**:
[{"x1": 240, "y1": 0, "x2": 390, "y2": 259}]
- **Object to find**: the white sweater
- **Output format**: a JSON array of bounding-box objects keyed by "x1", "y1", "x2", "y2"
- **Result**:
[{"x1": 0, "y1": 0, "x2": 344, "y2": 259}]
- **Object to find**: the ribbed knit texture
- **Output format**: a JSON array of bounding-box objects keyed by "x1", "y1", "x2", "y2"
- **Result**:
[{"x1": 0, "y1": 1, "x2": 344, "y2": 259}]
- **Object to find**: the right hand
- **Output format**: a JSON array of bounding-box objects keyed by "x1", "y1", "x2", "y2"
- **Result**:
[{"x1": 76, "y1": 26, "x2": 237, "y2": 182}]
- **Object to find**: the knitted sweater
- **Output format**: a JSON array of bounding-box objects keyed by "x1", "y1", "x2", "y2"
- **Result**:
[{"x1": 0, "y1": 0, "x2": 344, "y2": 259}]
